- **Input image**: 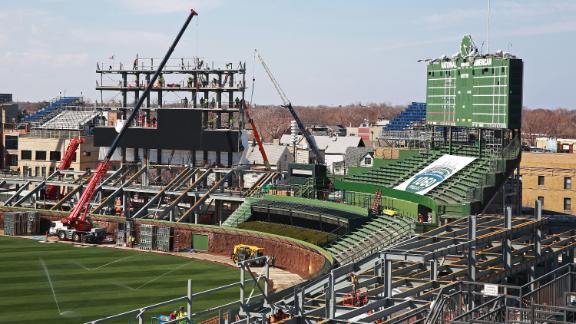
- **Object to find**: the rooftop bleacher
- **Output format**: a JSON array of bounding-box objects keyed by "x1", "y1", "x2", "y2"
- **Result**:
[
  {"x1": 38, "y1": 109, "x2": 99, "y2": 130},
  {"x1": 383, "y1": 102, "x2": 426, "y2": 132},
  {"x1": 22, "y1": 97, "x2": 81, "y2": 124}
]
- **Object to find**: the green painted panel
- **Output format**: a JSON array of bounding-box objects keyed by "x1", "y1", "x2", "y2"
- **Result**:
[
  {"x1": 192, "y1": 234, "x2": 209, "y2": 251},
  {"x1": 333, "y1": 179, "x2": 439, "y2": 224}
]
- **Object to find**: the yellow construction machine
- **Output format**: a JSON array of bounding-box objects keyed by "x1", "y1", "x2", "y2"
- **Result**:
[{"x1": 231, "y1": 244, "x2": 265, "y2": 266}]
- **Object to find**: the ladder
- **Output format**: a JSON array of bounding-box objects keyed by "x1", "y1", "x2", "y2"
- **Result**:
[{"x1": 370, "y1": 191, "x2": 382, "y2": 216}]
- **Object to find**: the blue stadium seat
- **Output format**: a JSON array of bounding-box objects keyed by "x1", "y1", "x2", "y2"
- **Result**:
[
  {"x1": 23, "y1": 96, "x2": 81, "y2": 123},
  {"x1": 383, "y1": 102, "x2": 426, "y2": 131}
]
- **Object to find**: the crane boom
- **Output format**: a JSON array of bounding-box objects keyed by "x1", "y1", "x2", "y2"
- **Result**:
[
  {"x1": 243, "y1": 101, "x2": 271, "y2": 170},
  {"x1": 46, "y1": 137, "x2": 84, "y2": 199},
  {"x1": 62, "y1": 9, "x2": 198, "y2": 231},
  {"x1": 255, "y1": 50, "x2": 324, "y2": 165}
]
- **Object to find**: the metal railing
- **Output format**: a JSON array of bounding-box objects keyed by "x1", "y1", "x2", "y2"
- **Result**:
[{"x1": 87, "y1": 257, "x2": 272, "y2": 324}]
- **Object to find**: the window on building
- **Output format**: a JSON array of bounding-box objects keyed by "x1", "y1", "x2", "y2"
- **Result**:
[
  {"x1": 35, "y1": 167, "x2": 40, "y2": 177},
  {"x1": 565, "y1": 177, "x2": 572, "y2": 190},
  {"x1": 35, "y1": 151, "x2": 47, "y2": 161},
  {"x1": 21, "y1": 150, "x2": 32, "y2": 160},
  {"x1": 538, "y1": 196, "x2": 544, "y2": 206},
  {"x1": 72, "y1": 152, "x2": 77, "y2": 162},
  {"x1": 364, "y1": 157, "x2": 372, "y2": 165},
  {"x1": 7, "y1": 154, "x2": 17, "y2": 166},
  {"x1": 49, "y1": 151, "x2": 61, "y2": 161},
  {"x1": 5, "y1": 135, "x2": 18, "y2": 150},
  {"x1": 538, "y1": 176, "x2": 545, "y2": 186},
  {"x1": 564, "y1": 198, "x2": 572, "y2": 211}
]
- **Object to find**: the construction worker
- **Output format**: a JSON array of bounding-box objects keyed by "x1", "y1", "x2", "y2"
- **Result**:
[
  {"x1": 210, "y1": 98, "x2": 216, "y2": 108},
  {"x1": 176, "y1": 306, "x2": 187, "y2": 324},
  {"x1": 187, "y1": 76, "x2": 193, "y2": 88},
  {"x1": 128, "y1": 234, "x2": 135, "y2": 248},
  {"x1": 183, "y1": 97, "x2": 188, "y2": 108},
  {"x1": 158, "y1": 74, "x2": 165, "y2": 88},
  {"x1": 235, "y1": 97, "x2": 240, "y2": 108},
  {"x1": 350, "y1": 273, "x2": 359, "y2": 293}
]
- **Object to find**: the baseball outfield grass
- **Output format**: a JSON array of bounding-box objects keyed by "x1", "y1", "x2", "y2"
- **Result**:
[{"x1": 0, "y1": 236, "x2": 243, "y2": 324}]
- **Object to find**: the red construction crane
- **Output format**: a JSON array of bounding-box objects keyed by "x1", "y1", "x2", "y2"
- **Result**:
[
  {"x1": 45, "y1": 137, "x2": 84, "y2": 200},
  {"x1": 49, "y1": 9, "x2": 198, "y2": 243},
  {"x1": 243, "y1": 101, "x2": 271, "y2": 170}
]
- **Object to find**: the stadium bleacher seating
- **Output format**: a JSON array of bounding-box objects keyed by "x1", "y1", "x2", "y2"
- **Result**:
[
  {"x1": 22, "y1": 97, "x2": 81, "y2": 124},
  {"x1": 327, "y1": 214, "x2": 414, "y2": 264},
  {"x1": 383, "y1": 102, "x2": 426, "y2": 131},
  {"x1": 39, "y1": 110, "x2": 99, "y2": 130}
]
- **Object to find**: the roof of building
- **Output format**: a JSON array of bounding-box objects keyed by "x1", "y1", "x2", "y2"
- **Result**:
[
  {"x1": 279, "y1": 134, "x2": 364, "y2": 154},
  {"x1": 38, "y1": 110, "x2": 100, "y2": 130},
  {"x1": 343, "y1": 147, "x2": 374, "y2": 167},
  {"x1": 244, "y1": 143, "x2": 289, "y2": 165}
]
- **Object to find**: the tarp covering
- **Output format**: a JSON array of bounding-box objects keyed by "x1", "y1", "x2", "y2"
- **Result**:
[{"x1": 394, "y1": 154, "x2": 476, "y2": 195}]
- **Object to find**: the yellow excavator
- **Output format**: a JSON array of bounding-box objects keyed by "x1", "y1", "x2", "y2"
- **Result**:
[{"x1": 231, "y1": 244, "x2": 265, "y2": 266}]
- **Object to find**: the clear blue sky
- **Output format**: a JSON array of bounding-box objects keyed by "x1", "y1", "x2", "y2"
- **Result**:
[{"x1": 0, "y1": 0, "x2": 574, "y2": 108}]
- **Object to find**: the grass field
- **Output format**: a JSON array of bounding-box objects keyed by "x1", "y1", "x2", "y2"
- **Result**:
[
  {"x1": 0, "y1": 236, "x2": 242, "y2": 324},
  {"x1": 238, "y1": 221, "x2": 338, "y2": 246}
]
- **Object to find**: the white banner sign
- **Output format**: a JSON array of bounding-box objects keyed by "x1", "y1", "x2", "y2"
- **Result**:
[
  {"x1": 483, "y1": 284, "x2": 499, "y2": 297},
  {"x1": 394, "y1": 154, "x2": 476, "y2": 195}
]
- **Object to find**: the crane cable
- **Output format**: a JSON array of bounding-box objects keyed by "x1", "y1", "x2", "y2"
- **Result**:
[{"x1": 249, "y1": 49, "x2": 257, "y2": 106}]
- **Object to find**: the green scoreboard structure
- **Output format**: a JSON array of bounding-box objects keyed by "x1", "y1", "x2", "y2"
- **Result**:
[{"x1": 426, "y1": 35, "x2": 523, "y2": 129}]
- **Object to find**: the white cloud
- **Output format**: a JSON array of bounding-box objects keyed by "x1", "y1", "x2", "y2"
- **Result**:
[{"x1": 115, "y1": 0, "x2": 223, "y2": 15}]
